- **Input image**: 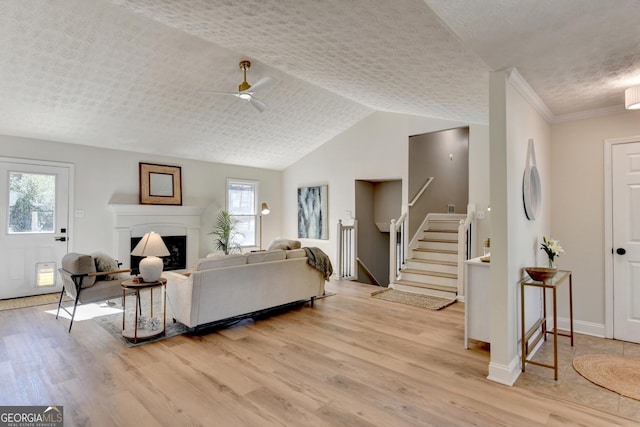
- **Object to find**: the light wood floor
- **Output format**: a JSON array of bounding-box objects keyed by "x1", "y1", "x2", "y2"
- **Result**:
[{"x1": 0, "y1": 279, "x2": 637, "y2": 426}]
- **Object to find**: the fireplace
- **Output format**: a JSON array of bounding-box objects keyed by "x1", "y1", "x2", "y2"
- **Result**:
[
  {"x1": 109, "y1": 204, "x2": 204, "y2": 272},
  {"x1": 130, "y1": 235, "x2": 187, "y2": 275}
]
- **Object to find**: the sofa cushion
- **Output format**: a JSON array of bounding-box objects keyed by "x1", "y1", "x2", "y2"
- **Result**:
[
  {"x1": 194, "y1": 254, "x2": 247, "y2": 271},
  {"x1": 61, "y1": 253, "x2": 97, "y2": 288},
  {"x1": 246, "y1": 249, "x2": 287, "y2": 264},
  {"x1": 266, "y1": 239, "x2": 301, "y2": 251},
  {"x1": 285, "y1": 249, "x2": 307, "y2": 259}
]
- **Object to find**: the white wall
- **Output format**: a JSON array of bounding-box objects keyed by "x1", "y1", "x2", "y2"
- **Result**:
[
  {"x1": 282, "y1": 111, "x2": 490, "y2": 263},
  {"x1": 0, "y1": 134, "x2": 282, "y2": 258},
  {"x1": 488, "y1": 70, "x2": 552, "y2": 385},
  {"x1": 551, "y1": 110, "x2": 640, "y2": 332}
]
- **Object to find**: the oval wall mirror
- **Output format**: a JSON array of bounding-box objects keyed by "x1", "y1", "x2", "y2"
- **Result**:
[{"x1": 522, "y1": 139, "x2": 541, "y2": 220}]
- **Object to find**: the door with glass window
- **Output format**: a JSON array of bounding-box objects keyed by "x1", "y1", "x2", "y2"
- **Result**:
[{"x1": 0, "y1": 159, "x2": 70, "y2": 299}]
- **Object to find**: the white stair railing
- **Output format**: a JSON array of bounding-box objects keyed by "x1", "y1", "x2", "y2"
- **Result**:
[
  {"x1": 389, "y1": 177, "x2": 434, "y2": 285},
  {"x1": 389, "y1": 212, "x2": 408, "y2": 284},
  {"x1": 456, "y1": 204, "x2": 475, "y2": 297},
  {"x1": 337, "y1": 219, "x2": 358, "y2": 280}
]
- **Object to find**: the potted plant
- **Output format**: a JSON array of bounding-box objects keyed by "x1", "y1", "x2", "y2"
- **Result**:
[{"x1": 210, "y1": 210, "x2": 242, "y2": 255}]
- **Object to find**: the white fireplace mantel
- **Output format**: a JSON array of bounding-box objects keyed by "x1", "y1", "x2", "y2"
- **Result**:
[{"x1": 109, "y1": 204, "x2": 204, "y2": 270}]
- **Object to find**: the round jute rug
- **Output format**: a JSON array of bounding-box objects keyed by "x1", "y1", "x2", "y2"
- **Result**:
[{"x1": 573, "y1": 354, "x2": 640, "y2": 401}]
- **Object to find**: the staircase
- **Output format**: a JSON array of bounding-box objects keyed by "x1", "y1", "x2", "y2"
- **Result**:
[{"x1": 392, "y1": 213, "x2": 466, "y2": 299}]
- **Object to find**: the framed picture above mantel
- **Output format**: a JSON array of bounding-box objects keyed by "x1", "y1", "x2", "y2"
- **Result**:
[{"x1": 139, "y1": 162, "x2": 182, "y2": 205}]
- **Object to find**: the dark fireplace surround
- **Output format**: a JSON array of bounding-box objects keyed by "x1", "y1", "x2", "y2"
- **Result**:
[{"x1": 130, "y1": 235, "x2": 187, "y2": 275}]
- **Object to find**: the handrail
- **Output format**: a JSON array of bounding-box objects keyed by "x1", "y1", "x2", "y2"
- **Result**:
[
  {"x1": 408, "y1": 177, "x2": 434, "y2": 207},
  {"x1": 356, "y1": 258, "x2": 382, "y2": 287},
  {"x1": 396, "y1": 211, "x2": 407, "y2": 226}
]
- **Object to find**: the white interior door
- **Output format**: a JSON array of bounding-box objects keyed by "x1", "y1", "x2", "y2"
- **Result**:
[
  {"x1": 612, "y1": 141, "x2": 640, "y2": 342},
  {"x1": 0, "y1": 159, "x2": 71, "y2": 299}
]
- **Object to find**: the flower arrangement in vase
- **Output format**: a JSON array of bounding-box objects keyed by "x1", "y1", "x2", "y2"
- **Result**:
[{"x1": 540, "y1": 236, "x2": 564, "y2": 269}]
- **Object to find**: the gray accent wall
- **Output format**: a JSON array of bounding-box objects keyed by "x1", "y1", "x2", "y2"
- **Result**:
[
  {"x1": 408, "y1": 127, "x2": 469, "y2": 237},
  {"x1": 355, "y1": 179, "x2": 401, "y2": 286}
]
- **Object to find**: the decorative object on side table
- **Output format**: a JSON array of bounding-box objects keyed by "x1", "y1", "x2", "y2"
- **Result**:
[
  {"x1": 525, "y1": 236, "x2": 565, "y2": 282},
  {"x1": 525, "y1": 267, "x2": 558, "y2": 282},
  {"x1": 149, "y1": 317, "x2": 161, "y2": 331},
  {"x1": 131, "y1": 231, "x2": 170, "y2": 282},
  {"x1": 540, "y1": 236, "x2": 564, "y2": 268}
]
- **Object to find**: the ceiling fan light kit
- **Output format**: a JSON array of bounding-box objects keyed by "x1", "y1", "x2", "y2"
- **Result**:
[
  {"x1": 202, "y1": 60, "x2": 275, "y2": 112},
  {"x1": 625, "y1": 85, "x2": 640, "y2": 110}
]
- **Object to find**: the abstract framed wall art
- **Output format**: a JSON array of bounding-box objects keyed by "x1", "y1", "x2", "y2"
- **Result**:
[{"x1": 297, "y1": 185, "x2": 328, "y2": 239}]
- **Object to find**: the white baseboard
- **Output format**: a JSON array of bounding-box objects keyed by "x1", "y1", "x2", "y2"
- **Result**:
[
  {"x1": 484, "y1": 318, "x2": 604, "y2": 387},
  {"x1": 487, "y1": 355, "x2": 521, "y2": 386},
  {"x1": 556, "y1": 317, "x2": 604, "y2": 338}
]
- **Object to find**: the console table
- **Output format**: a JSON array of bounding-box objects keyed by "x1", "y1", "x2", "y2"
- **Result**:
[{"x1": 520, "y1": 270, "x2": 573, "y2": 380}]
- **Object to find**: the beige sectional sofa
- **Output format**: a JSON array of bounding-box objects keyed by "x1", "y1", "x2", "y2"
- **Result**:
[{"x1": 163, "y1": 248, "x2": 327, "y2": 330}]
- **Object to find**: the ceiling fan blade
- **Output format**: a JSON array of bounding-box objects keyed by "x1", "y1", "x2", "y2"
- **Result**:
[
  {"x1": 243, "y1": 76, "x2": 275, "y2": 94},
  {"x1": 248, "y1": 96, "x2": 268, "y2": 112},
  {"x1": 200, "y1": 90, "x2": 237, "y2": 96}
]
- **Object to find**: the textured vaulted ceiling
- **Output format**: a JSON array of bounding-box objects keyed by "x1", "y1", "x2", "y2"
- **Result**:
[{"x1": 0, "y1": 1, "x2": 638, "y2": 170}]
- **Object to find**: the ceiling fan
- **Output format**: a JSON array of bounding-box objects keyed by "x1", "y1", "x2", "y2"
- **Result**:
[{"x1": 202, "y1": 60, "x2": 275, "y2": 112}]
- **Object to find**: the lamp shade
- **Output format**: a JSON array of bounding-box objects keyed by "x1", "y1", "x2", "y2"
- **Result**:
[
  {"x1": 131, "y1": 231, "x2": 170, "y2": 257},
  {"x1": 131, "y1": 231, "x2": 169, "y2": 282},
  {"x1": 625, "y1": 86, "x2": 640, "y2": 110},
  {"x1": 261, "y1": 202, "x2": 270, "y2": 215}
]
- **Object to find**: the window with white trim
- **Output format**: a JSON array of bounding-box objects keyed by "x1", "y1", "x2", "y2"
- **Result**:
[{"x1": 227, "y1": 179, "x2": 258, "y2": 247}]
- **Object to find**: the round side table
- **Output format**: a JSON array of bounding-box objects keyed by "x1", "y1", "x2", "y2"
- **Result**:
[{"x1": 120, "y1": 278, "x2": 167, "y2": 343}]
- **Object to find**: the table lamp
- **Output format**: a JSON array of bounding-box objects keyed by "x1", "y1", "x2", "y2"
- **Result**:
[
  {"x1": 259, "y1": 202, "x2": 270, "y2": 250},
  {"x1": 131, "y1": 231, "x2": 170, "y2": 282}
]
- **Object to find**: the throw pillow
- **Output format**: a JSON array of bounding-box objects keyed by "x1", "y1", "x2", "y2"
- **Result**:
[
  {"x1": 92, "y1": 252, "x2": 120, "y2": 281},
  {"x1": 266, "y1": 239, "x2": 301, "y2": 251}
]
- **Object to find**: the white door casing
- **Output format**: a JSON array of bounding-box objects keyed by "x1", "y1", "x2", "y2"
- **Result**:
[
  {"x1": 605, "y1": 137, "x2": 640, "y2": 342},
  {"x1": 0, "y1": 158, "x2": 73, "y2": 299}
]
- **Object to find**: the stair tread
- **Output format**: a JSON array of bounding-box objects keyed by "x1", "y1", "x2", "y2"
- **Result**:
[
  {"x1": 424, "y1": 229, "x2": 458, "y2": 233},
  {"x1": 419, "y1": 238, "x2": 457, "y2": 244},
  {"x1": 394, "y1": 279, "x2": 457, "y2": 293},
  {"x1": 401, "y1": 268, "x2": 457, "y2": 279},
  {"x1": 428, "y1": 216, "x2": 465, "y2": 221},
  {"x1": 413, "y1": 248, "x2": 458, "y2": 255},
  {"x1": 406, "y1": 258, "x2": 457, "y2": 266}
]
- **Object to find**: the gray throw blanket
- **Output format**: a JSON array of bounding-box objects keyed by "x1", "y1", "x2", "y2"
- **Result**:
[{"x1": 303, "y1": 247, "x2": 333, "y2": 281}]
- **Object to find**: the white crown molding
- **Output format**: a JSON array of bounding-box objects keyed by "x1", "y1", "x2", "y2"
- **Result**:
[
  {"x1": 505, "y1": 67, "x2": 628, "y2": 125},
  {"x1": 505, "y1": 68, "x2": 554, "y2": 123},
  {"x1": 552, "y1": 104, "x2": 626, "y2": 124}
]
